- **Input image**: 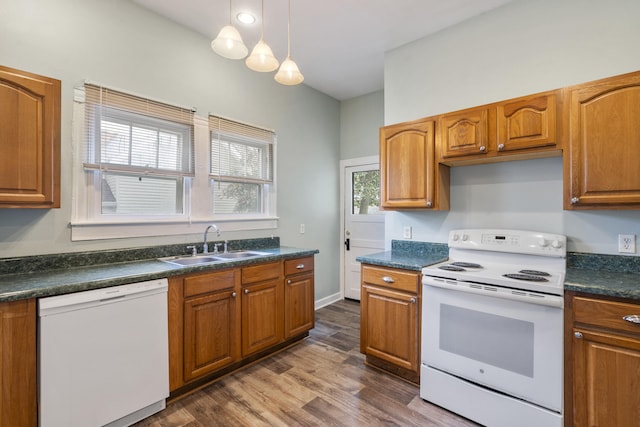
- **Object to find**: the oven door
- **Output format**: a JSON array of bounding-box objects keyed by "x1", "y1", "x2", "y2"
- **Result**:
[{"x1": 422, "y1": 276, "x2": 563, "y2": 412}]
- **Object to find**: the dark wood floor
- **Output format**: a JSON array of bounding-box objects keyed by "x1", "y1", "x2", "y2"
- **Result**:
[{"x1": 135, "y1": 299, "x2": 479, "y2": 426}]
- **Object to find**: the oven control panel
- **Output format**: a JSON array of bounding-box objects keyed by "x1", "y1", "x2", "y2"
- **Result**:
[{"x1": 449, "y1": 229, "x2": 566, "y2": 256}]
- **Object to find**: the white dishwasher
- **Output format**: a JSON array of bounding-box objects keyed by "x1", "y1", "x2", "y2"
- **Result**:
[{"x1": 39, "y1": 278, "x2": 169, "y2": 427}]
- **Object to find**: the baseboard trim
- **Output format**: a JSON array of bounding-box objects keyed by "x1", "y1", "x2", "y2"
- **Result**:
[{"x1": 315, "y1": 292, "x2": 342, "y2": 310}]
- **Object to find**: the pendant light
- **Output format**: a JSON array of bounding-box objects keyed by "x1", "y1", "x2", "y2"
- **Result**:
[
  {"x1": 246, "y1": 0, "x2": 279, "y2": 72},
  {"x1": 275, "y1": 0, "x2": 304, "y2": 85},
  {"x1": 211, "y1": 0, "x2": 248, "y2": 60}
]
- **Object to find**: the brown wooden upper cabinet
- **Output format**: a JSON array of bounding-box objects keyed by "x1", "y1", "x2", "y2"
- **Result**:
[
  {"x1": 380, "y1": 119, "x2": 449, "y2": 210},
  {"x1": 438, "y1": 106, "x2": 495, "y2": 162},
  {"x1": 564, "y1": 70, "x2": 640, "y2": 209},
  {"x1": 438, "y1": 91, "x2": 561, "y2": 165},
  {"x1": 0, "y1": 65, "x2": 61, "y2": 208}
]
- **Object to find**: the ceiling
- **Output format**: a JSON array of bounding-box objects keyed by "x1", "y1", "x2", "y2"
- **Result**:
[{"x1": 132, "y1": 0, "x2": 516, "y2": 101}]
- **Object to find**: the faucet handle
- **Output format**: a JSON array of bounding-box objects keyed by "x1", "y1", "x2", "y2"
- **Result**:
[
  {"x1": 186, "y1": 245, "x2": 197, "y2": 257},
  {"x1": 213, "y1": 243, "x2": 222, "y2": 254},
  {"x1": 224, "y1": 240, "x2": 229, "y2": 253}
]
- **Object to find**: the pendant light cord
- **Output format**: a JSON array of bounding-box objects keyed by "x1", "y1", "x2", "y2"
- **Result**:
[
  {"x1": 261, "y1": 0, "x2": 265, "y2": 39},
  {"x1": 287, "y1": 0, "x2": 291, "y2": 57}
]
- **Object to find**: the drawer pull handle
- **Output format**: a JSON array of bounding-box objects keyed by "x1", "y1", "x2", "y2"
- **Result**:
[
  {"x1": 287, "y1": 279, "x2": 292, "y2": 284},
  {"x1": 410, "y1": 297, "x2": 416, "y2": 304},
  {"x1": 382, "y1": 276, "x2": 395, "y2": 283},
  {"x1": 296, "y1": 264, "x2": 305, "y2": 269},
  {"x1": 623, "y1": 315, "x2": 640, "y2": 324},
  {"x1": 574, "y1": 331, "x2": 583, "y2": 339},
  {"x1": 231, "y1": 292, "x2": 237, "y2": 298},
  {"x1": 497, "y1": 143, "x2": 505, "y2": 151},
  {"x1": 244, "y1": 288, "x2": 249, "y2": 294}
]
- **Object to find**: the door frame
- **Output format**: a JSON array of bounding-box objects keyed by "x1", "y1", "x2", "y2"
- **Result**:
[{"x1": 339, "y1": 155, "x2": 381, "y2": 300}]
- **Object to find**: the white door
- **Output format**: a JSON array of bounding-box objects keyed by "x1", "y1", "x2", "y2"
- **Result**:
[{"x1": 342, "y1": 161, "x2": 385, "y2": 300}]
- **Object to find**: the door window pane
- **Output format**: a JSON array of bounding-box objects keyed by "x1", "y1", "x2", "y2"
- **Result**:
[{"x1": 352, "y1": 170, "x2": 380, "y2": 214}]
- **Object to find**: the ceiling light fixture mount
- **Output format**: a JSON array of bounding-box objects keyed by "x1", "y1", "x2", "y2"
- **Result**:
[
  {"x1": 245, "y1": 0, "x2": 279, "y2": 72},
  {"x1": 274, "y1": 0, "x2": 304, "y2": 85},
  {"x1": 236, "y1": 12, "x2": 255, "y2": 25},
  {"x1": 211, "y1": 0, "x2": 248, "y2": 60}
]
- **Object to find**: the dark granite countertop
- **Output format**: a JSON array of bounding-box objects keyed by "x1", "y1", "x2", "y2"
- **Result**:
[
  {"x1": 0, "y1": 240, "x2": 318, "y2": 302},
  {"x1": 358, "y1": 242, "x2": 640, "y2": 301},
  {"x1": 356, "y1": 240, "x2": 448, "y2": 271}
]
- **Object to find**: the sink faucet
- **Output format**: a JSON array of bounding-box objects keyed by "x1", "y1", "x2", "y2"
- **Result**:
[{"x1": 203, "y1": 224, "x2": 221, "y2": 254}]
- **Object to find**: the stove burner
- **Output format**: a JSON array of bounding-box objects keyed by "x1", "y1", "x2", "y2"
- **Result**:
[
  {"x1": 450, "y1": 262, "x2": 482, "y2": 269},
  {"x1": 503, "y1": 273, "x2": 549, "y2": 282},
  {"x1": 438, "y1": 265, "x2": 466, "y2": 272},
  {"x1": 519, "y1": 269, "x2": 550, "y2": 277}
]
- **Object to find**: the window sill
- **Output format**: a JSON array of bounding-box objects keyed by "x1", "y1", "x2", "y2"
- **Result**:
[{"x1": 70, "y1": 217, "x2": 279, "y2": 241}]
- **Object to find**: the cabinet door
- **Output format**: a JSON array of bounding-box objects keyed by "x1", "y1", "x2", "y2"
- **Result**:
[
  {"x1": 242, "y1": 279, "x2": 284, "y2": 356},
  {"x1": 0, "y1": 65, "x2": 60, "y2": 208},
  {"x1": 0, "y1": 299, "x2": 36, "y2": 427},
  {"x1": 284, "y1": 272, "x2": 314, "y2": 338},
  {"x1": 438, "y1": 106, "x2": 494, "y2": 160},
  {"x1": 566, "y1": 71, "x2": 640, "y2": 208},
  {"x1": 380, "y1": 119, "x2": 444, "y2": 209},
  {"x1": 183, "y1": 288, "x2": 240, "y2": 382},
  {"x1": 573, "y1": 328, "x2": 640, "y2": 427},
  {"x1": 496, "y1": 92, "x2": 558, "y2": 153},
  {"x1": 361, "y1": 285, "x2": 419, "y2": 372}
]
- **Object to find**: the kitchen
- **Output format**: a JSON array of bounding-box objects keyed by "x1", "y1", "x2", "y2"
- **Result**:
[{"x1": 1, "y1": 0, "x2": 640, "y2": 425}]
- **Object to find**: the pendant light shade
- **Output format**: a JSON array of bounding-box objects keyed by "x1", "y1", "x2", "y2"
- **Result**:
[
  {"x1": 275, "y1": 0, "x2": 303, "y2": 85},
  {"x1": 275, "y1": 56, "x2": 304, "y2": 85},
  {"x1": 211, "y1": 0, "x2": 248, "y2": 60},
  {"x1": 246, "y1": 39, "x2": 280, "y2": 72},
  {"x1": 246, "y1": 0, "x2": 279, "y2": 72}
]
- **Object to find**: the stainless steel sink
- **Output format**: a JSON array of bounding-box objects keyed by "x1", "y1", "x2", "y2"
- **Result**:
[
  {"x1": 160, "y1": 256, "x2": 222, "y2": 266},
  {"x1": 160, "y1": 250, "x2": 269, "y2": 267},
  {"x1": 211, "y1": 251, "x2": 269, "y2": 260}
]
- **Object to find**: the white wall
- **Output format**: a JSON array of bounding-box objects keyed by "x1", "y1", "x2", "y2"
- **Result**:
[
  {"x1": 383, "y1": 0, "x2": 640, "y2": 255},
  {"x1": 340, "y1": 90, "x2": 384, "y2": 160},
  {"x1": 0, "y1": 0, "x2": 341, "y2": 300}
]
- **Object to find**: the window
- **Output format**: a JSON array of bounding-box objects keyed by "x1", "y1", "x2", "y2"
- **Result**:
[
  {"x1": 71, "y1": 85, "x2": 278, "y2": 241},
  {"x1": 209, "y1": 116, "x2": 275, "y2": 216},
  {"x1": 82, "y1": 84, "x2": 194, "y2": 217}
]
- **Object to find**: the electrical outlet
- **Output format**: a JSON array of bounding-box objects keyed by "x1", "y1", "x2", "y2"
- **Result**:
[
  {"x1": 403, "y1": 226, "x2": 412, "y2": 239},
  {"x1": 618, "y1": 234, "x2": 636, "y2": 253},
  {"x1": 299, "y1": 224, "x2": 305, "y2": 234}
]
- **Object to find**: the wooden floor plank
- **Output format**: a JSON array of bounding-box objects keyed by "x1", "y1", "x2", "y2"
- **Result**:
[{"x1": 134, "y1": 299, "x2": 478, "y2": 427}]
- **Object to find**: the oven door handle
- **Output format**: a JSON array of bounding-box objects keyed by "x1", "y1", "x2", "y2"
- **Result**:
[{"x1": 424, "y1": 277, "x2": 564, "y2": 308}]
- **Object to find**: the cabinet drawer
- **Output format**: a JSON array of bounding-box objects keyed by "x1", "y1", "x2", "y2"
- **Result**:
[
  {"x1": 284, "y1": 256, "x2": 314, "y2": 276},
  {"x1": 574, "y1": 296, "x2": 640, "y2": 335},
  {"x1": 184, "y1": 269, "x2": 237, "y2": 298},
  {"x1": 362, "y1": 265, "x2": 419, "y2": 293},
  {"x1": 242, "y1": 262, "x2": 281, "y2": 285}
]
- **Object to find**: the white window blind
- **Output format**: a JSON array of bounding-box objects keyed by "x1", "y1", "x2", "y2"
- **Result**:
[
  {"x1": 84, "y1": 83, "x2": 195, "y2": 177},
  {"x1": 209, "y1": 115, "x2": 274, "y2": 184}
]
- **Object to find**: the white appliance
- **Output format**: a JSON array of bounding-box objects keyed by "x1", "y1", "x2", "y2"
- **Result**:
[
  {"x1": 39, "y1": 279, "x2": 169, "y2": 427},
  {"x1": 421, "y1": 229, "x2": 566, "y2": 427}
]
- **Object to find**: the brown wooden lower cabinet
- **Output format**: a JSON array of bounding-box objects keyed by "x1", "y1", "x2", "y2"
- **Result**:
[
  {"x1": 0, "y1": 298, "x2": 37, "y2": 427},
  {"x1": 284, "y1": 256, "x2": 315, "y2": 338},
  {"x1": 360, "y1": 264, "x2": 421, "y2": 383},
  {"x1": 566, "y1": 293, "x2": 640, "y2": 427},
  {"x1": 169, "y1": 256, "x2": 315, "y2": 397}
]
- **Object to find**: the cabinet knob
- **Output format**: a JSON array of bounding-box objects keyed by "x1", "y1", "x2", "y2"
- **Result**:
[
  {"x1": 382, "y1": 276, "x2": 395, "y2": 283},
  {"x1": 296, "y1": 264, "x2": 305, "y2": 269},
  {"x1": 231, "y1": 292, "x2": 237, "y2": 298},
  {"x1": 287, "y1": 279, "x2": 292, "y2": 284},
  {"x1": 410, "y1": 297, "x2": 416, "y2": 304},
  {"x1": 623, "y1": 315, "x2": 640, "y2": 324},
  {"x1": 244, "y1": 288, "x2": 249, "y2": 294},
  {"x1": 426, "y1": 200, "x2": 433, "y2": 208},
  {"x1": 574, "y1": 331, "x2": 583, "y2": 339},
  {"x1": 497, "y1": 143, "x2": 505, "y2": 151},
  {"x1": 479, "y1": 145, "x2": 486, "y2": 152},
  {"x1": 570, "y1": 197, "x2": 580, "y2": 204}
]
